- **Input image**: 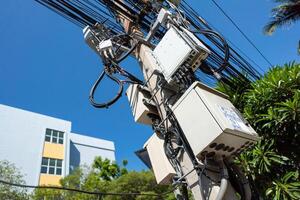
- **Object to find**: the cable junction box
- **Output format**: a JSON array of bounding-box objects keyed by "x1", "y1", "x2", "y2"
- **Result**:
[
  {"x1": 171, "y1": 81, "x2": 259, "y2": 160},
  {"x1": 153, "y1": 26, "x2": 210, "y2": 83},
  {"x1": 126, "y1": 84, "x2": 159, "y2": 125},
  {"x1": 143, "y1": 133, "x2": 176, "y2": 185}
]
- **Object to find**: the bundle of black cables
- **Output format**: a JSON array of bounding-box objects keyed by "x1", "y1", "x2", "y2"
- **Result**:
[
  {"x1": 89, "y1": 63, "x2": 143, "y2": 108},
  {"x1": 191, "y1": 29, "x2": 230, "y2": 75}
]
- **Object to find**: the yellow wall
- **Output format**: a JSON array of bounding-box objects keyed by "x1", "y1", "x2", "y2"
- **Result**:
[
  {"x1": 42, "y1": 142, "x2": 64, "y2": 160},
  {"x1": 39, "y1": 142, "x2": 65, "y2": 186},
  {"x1": 39, "y1": 174, "x2": 61, "y2": 186}
]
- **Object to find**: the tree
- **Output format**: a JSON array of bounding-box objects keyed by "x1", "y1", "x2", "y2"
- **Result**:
[
  {"x1": 243, "y1": 62, "x2": 300, "y2": 162},
  {"x1": 101, "y1": 170, "x2": 174, "y2": 200},
  {"x1": 0, "y1": 160, "x2": 29, "y2": 200},
  {"x1": 92, "y1": 156, "x2": 128, "y2": 181},
  {"x1": 264, "y1": 0, "x2": 300, "y2": 53},
  {"x1": 32, "y1": 157, "x2": 175, "y2": 200},
  {"x1": 217, "y1": 62, "x2": 300, "y2": 199}
]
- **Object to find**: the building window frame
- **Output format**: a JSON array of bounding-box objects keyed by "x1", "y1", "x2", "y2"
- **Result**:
[
  {"x1": 45, "y1": 128, "x2": 64, "y2": 144},
  {"x1": 41, "y1": 157, "x2": 63, "y2": 175}
]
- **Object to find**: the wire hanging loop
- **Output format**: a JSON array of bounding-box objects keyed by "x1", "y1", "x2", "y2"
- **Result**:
[
  {"x1": 192, "y1": 29, "x2": 230, "y2": 74},
  {"x1": 89, "y1": 65, "x2": 124, "y2": 109}
]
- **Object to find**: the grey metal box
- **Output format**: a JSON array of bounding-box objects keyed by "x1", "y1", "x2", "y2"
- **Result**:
[
  {"x1": 126, "y1": 84, "x2": 158, "y2": 125},
  {"x1": 144, "y1": 133, "x2": 176, "y2": 185},
  {"x1": 153, "y1": 27, "x2": 210, "y2": 82},
  {"x1": 172, "y1": 82, "x2": 259, "y2": 159}
]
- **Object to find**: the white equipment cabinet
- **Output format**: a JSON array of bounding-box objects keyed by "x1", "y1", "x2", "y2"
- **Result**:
[
  {"x1": 153, "y1": 26, "x2": 210, "y2": 83},
  {"x1": 171, "y1": 81, "x2": 259, "y2": 160},
  {"x1": 144, "y1": 133, "x2": 176, "y2": 185},
  {"x1": 126, "y1": 84, "x2": 158, "y2": 125}
]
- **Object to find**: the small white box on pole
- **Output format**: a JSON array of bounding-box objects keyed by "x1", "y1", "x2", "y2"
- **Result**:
[
  {"x1": 144, "y1": 133, "x2": 176, "y2": 185},
  {"x1": 126, "y1": 84, "x2": 158, "y2": 125},
  {"x1": 153, "y1": 26, "x2": 210, "y2": 83}
]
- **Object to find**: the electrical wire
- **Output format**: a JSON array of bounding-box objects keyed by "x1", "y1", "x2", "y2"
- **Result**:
[
  {"x1": 209, "y1": 0, "x2": 273, "y2": 68},
  {"x1": 175, "y1": 3, "x2": 259, "y2": 88},
  {"x1": 36, "y1": 0, "x2": 263, "y2": 89},
  {"x1": 191, "y1": 29, "x2": 230, "y2": 73},
  {"x1": 86, "y1": 24, "x2": 143, "y2": 108},
  {"x1": 33, "y1": 1, "x2": 261, "y2": 198},
  {"x1": 89, "y1": 62, "x2": 143, "y2": 109},
  {"x1": 198, "y1": 157, "x2": 208, "y2": 200},
  {"x1": 115, "y1": 41, "x2": 139, "y2": 63},
  {"x1": 89, "y1": 68, "x2": 123, "y2": 108},
  {"x1": 180, "y1": 0, "x2": 262, "y2": 80},
  {"x1": 224, "y1": 161, "x2": 246, "y2": 200},
  {"x1": 0, "y1": 179, "x2": 176, "y2": 198},
  {"x1": 114, "y1": 63, "x2": 144, "y2": 84},
  {"x1": 164, "y1": 106, "x2": 220, "y2": 182}
]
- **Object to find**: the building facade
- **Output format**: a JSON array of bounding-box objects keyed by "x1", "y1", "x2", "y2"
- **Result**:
[{"x1": 0, "y1": 104, "x2": 115, "y2": 186}]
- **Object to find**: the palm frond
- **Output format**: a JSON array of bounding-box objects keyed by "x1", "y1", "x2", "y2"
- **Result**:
[
  {"x1": 264, "y1": 1, "x2": 300, "y2": 35},
  {"x1": 274, "y1": 0, "x2": 300, "y2": 3}
]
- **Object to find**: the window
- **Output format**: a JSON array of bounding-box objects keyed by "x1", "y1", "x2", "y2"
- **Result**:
[
  {"x1": 40, "y1": 157, "x2": 63, "y2": 175},
  {"x1": 45, "y1": 128, "x2": 64, "y2": 144}
]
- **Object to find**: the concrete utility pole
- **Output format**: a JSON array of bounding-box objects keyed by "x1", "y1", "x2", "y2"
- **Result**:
[
  {"x1": 137, "y1": 41, "x2": 240, "y2": 200},
  {"x1": 36, "y1": 0, "x2": 259, "y2": 199},
  {"x1": 83, "y1": 2, "x2": 258, "y2": 198},
  {"x1": 121, "y1": 17, "x2": 250, "y2": 199}
]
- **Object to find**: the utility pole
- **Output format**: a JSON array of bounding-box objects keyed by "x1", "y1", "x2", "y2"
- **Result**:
[
  {"x1": 135, "y1": 38, "x2": 241, "y2": 200},
  {"x1": 120, "y1": 14, "x2": 252, "y2": 199},
  {"x1": 36, "y1": 1, "x2": 259, "y2": 199}
]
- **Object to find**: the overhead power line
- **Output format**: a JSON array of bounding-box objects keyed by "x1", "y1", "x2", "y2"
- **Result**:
[
  {"x1": 0, "y1": 179, "x2": 175, "y2": 198},
  {"x1": 36, "y1": 0, "x2": 263, "y2": 88},
  {"x1": 210, "y1": 0, "x2": 273, "y2": 68},
  {"x1": 207, "y1": 22, "x2": 266, "y2": 73},
  {"x1": 180, "y1": 1, "x2": 264, "y2": 74}
]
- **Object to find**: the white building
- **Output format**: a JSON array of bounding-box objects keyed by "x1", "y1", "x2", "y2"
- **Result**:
[{"x1": 0, "y1": 104, "x2": 115, "y2": 186}]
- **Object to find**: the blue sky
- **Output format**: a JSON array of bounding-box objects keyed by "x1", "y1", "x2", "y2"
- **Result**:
[{"x1": 0, "y1": 0, "x2": 299, "y2": 170}]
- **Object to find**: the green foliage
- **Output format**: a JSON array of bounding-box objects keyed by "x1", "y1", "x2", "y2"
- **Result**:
[
  {"x1": 32, "y1": 188, "x2": 63, "y2": 200},
  {"x1": 235, "y1": 140, "x2": 288, "y2": 176},
  {"x1": 216, "y1": 76, "x2": 251, "y2": 111},
  {"x1": 244, "y1": 62, "x2": 300, "y2": 162},
  {"x1": 266, "y1": 171, "x2": 300, "y2": 200},
  {"x1": 0, "y1": 160, "x2": 29, "y2": 200},
  {"x1": 93, "y1": 156, "x2": 128, "y2": 181},
  {"x1": 32, "y1": 157, "x2": 174, "y2": 200},
  {"x1": 217, "y1": 62, "x2": 300, "y2": 199},
  {"x1": 105, "y1": 170, "x2": 174, "y2": 200}
]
